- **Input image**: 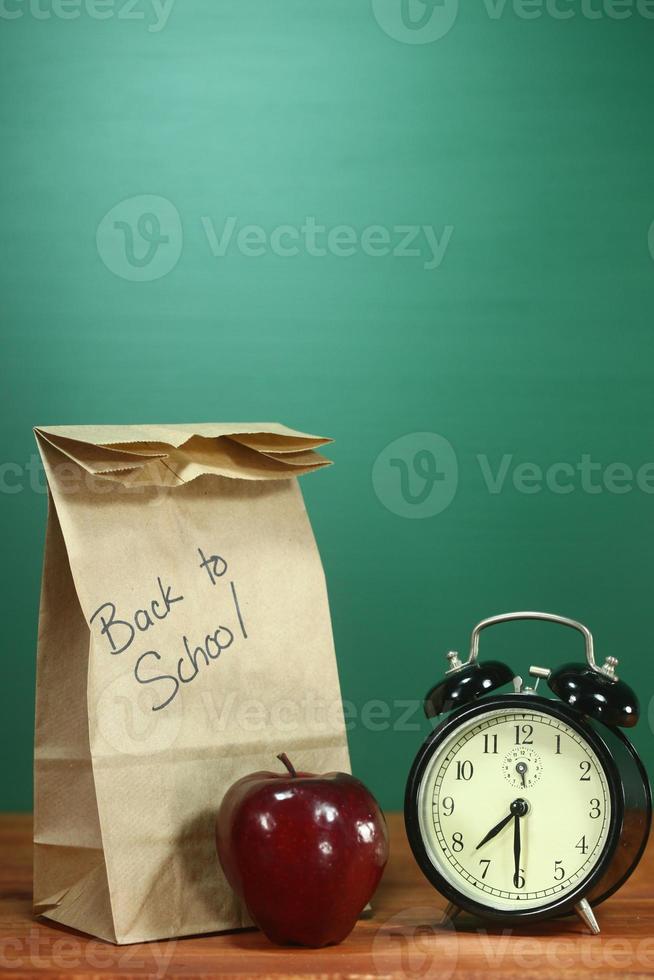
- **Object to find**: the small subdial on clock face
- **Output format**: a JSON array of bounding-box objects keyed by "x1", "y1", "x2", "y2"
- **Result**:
[{"x1": 502, "y1": 746, "x2": 543, "y2": 789}]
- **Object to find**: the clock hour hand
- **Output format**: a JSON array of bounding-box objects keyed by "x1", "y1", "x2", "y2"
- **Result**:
[
  {"x1": 476, "y1": 798, "x2": 530, "y2": 852},
  {"x1": 475, "y1": 811, "x2": 513, "y2": 850}
]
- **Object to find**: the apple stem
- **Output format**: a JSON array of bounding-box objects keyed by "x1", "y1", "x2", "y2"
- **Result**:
[{"x1": 277, "y1": 753, "x2": 297, "y2": 778}]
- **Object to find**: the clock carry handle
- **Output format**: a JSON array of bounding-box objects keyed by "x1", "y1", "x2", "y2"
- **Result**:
[
  {"x1": 467, "y1": 611, "x2": 615, "y2": 679},
  {"x1": 427, "y1": 610, "x2": 638, "y2": 726}
]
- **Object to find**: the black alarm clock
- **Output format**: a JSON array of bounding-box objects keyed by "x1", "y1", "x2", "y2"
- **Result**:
[{"x1": 404, "y1": 612, "x2": 651, "y2": 934}]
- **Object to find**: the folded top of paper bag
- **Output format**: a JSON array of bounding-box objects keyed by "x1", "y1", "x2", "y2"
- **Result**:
[{"x1": 34, "y1": 422, "x2": 332, "y2": 486}]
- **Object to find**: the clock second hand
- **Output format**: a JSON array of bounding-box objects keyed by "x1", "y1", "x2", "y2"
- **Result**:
[{"x1": 516, "y1": 760, "x2": 528, "y2": 789}]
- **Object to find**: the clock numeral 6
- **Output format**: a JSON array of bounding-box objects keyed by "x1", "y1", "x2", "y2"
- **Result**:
[
  {"x1": 553, "y1": 859, "x2": 565, "y2": 881},
  {"x1": 514, "y1": 724, "x2": 533, "y2": 746},
  {"x1": 455, "y1": 760, "x2": 474, "y2": 781},
  {"x1": 514, "y1": 869, "x2": 525, "y2": 889},
  {"x1": 451, "y1": 832, "x2": 464, "y2": 852},
  {"x1": 441, "y1": 796, "x2": 455, "y2": 816},
  {"x1": 589, "y1": 799, "x2": 601, "y2": 819}
]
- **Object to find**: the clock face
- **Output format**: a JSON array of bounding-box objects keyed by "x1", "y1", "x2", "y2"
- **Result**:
[{"x1": 416, "y1": 705, "x2": 614, "y2": 912}]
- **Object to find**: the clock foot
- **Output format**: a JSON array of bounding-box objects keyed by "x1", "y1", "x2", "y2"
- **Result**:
[
  {"x1": 439, "y1": 902, "x2": 461, "y2": 926},
  {"x1": 575, "y1": 898, "x2": 600, "y2": 935}
]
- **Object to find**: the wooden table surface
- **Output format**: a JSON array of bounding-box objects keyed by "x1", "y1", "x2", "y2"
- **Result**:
[{"x1": 1, "y1": 813, "x2": 652, "y2": 979}]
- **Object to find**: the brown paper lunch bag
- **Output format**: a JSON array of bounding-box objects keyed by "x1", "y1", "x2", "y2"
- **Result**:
[{"x1": 32, "y1": 422, "x2": 351, "y2": 945}]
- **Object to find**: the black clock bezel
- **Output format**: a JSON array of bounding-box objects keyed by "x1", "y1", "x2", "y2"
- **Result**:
[{"x1": 404, "y1": 694, "x2": 624, "y2": 923}]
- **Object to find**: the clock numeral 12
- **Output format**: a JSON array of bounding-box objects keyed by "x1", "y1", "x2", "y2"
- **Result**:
[{"x1": 514, "y1": 724, "x2": 533, "y2": 745}]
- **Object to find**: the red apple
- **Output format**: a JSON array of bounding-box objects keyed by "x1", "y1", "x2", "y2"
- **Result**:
[{"x1": 215, "y1": 753, "x2": 389, "y2": 947}]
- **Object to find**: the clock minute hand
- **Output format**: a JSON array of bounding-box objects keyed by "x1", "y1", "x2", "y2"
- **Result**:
[
  {"x1": 513, "y1": 813, "x2": 521, "y2": 887},
  {"x1": 475, "y1": 811, "x2": 513, "y2": 850}
]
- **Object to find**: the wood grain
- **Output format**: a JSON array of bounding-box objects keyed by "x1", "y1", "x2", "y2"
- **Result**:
[{"x1": 0, "y1": 813, "x2": 652, "y2": 979}]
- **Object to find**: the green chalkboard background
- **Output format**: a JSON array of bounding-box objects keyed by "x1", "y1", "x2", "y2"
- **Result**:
[{"x1": 1, "y1": 0, "x2": 653, "y2": 811}]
